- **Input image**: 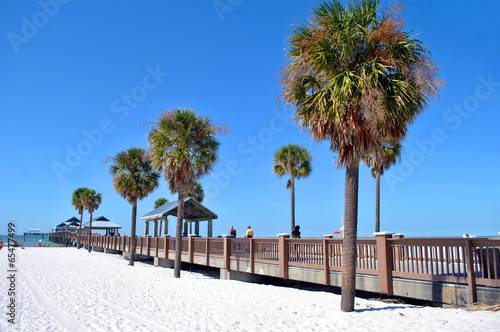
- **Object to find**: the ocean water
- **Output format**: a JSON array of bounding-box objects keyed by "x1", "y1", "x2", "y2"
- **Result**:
[{"x1": 0, "y1": 234, "x2": 59, "y2": 247}]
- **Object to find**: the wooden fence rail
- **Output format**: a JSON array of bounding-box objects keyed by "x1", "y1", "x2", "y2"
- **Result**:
[{"x1": 49, "y1": 232, "x2": 500, "y2": 304}]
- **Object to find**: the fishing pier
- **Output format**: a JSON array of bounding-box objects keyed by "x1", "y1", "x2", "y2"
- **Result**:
[{"x1": 24, "y1": 229, "x2": 48, "y2": 241}]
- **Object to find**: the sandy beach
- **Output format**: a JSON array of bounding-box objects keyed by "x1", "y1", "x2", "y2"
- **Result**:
[{"x1": 1, "y1": 247, "x2": 497, "y2": 331}]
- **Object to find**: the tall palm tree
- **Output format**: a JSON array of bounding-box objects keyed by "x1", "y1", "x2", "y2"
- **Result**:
[
  {"x1": 280, "y1": 0, "x2": 441, "y2": 311},
  {"x1": 110, "y1": 147, "x2": 160, "y2": 266},
  {"x1": 148, "y1": 108, "x2": 223, "y2": 278},
  {"x1": 187, "y1": 181, "x2": 204, "y2": 203},
  {"x1": 71, "y1": 187, "x2": 89, "y2": 249},
  {"x1": 154, "y1": 198, "x2": 168, "y2": 209},
  {"x1": 272, "y1": 144, "x2": 313, "y2": 233},
  {"x1": 82, "y1": 189, "x2": 102, "y2": 253},
  {"x1": 364, "y1": 142, "x2": 402, "y2": 233}
]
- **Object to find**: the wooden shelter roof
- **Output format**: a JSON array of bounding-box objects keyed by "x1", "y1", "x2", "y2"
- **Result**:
[
  {"x1": 141, "y1": 197, "x2": 218, "y2": 222},
  {"x1": 82, "y1": 216, "x2": 122, "y2": 229}
]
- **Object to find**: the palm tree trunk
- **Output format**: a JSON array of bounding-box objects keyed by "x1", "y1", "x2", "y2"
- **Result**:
[
  {"x1": 375, "y1": 174, "x2": 380, "y2": 233},
  {"x1": 291, "y1": 176, "x2": 295, "y2": 233},
  {"x1": 340, "y1": 158, "x2": 359, "y2": 312},
  {"x1": 77, "y1": 211, "x2": 83, "y2": 249},
  {"x1": 88, "y1": 211, "x2": 93, "y2": 253},
  {"x1": 129, "y1": 200, "x2": 138, "y2": 266},
  {"x1": 174, "y1": 192, "x2": 185, "y2": 278}
]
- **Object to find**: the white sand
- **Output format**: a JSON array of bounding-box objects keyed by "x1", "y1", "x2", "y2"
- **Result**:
[{"x1": 0, "y1": 248, "x2": 497, "y2": 331}]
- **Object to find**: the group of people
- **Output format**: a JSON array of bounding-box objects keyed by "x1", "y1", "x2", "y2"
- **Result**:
[
  {"x1": 228, "y1": 225, "x2": 253, "y2": 238},
  {"x1": 228, "y1": 225, "x2": 302, "y2": 238}
]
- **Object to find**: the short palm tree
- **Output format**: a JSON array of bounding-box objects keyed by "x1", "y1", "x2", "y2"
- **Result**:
[
  {"x1": 148, "y1": 108, "x2": 223, "y2": 278},
  {"x1": 272, "y1": 144, "x2": 313, "y2": 233},
  {"x1": 188, "y1": 181, "x2": 204, "y2": 203},
  {"x1": 154, "y1": 198, "x2": 168, "y2": 209},
  {"x1": 280, "y1": 0, "x2": 441, "y2": 311},
  {"x1": 82, "y1": 189, "x2": 102, "y2": 253},
  {"x1": 110, "y1": 147, "x2": 160, "y2": 266},
  {"x1": 71, "y1": 187, "x2": 89, "y2": 249},
  {"x1": 364, "y1": 142, "x2": 402, "y2": 233}
]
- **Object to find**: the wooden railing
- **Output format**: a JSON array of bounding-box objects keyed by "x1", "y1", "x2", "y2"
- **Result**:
[{"x1": 49, "y1": 232, "x2": 500, "y2": 304}]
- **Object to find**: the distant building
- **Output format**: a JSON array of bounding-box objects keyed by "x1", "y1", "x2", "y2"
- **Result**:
[{"x1": 53, "y1": 216, "x2": 80, "y2": 233}]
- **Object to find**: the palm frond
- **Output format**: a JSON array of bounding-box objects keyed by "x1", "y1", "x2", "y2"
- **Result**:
[
  {"x1": 110, "y1": 147, "x2": 160, "y2": 204},
  {"x1": 147, "y1": 108, "x2": 222, "y2": 195},
  {"x1": 280, "y1": 0, "x2": 442, "y2": 167},
  {"x1": 272, "y1": 143, "x2": 313, "y2": 187}
]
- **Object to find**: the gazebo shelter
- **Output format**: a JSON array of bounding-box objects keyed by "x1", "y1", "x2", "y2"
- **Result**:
[
  {"x1": 141, "y1": 197, "x2": 218, "y2": 237},
  {"x1": 82, "y1": 216, "x2": 122, "y2": 236},
  {"x1": 54, "y1": 216, "x2": 80, "y2": 232}
]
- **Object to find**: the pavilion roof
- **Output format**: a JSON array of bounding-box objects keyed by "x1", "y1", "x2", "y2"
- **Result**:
[
  {"x1": 65, "y1": 216, "x2": 80, "y2": 223},
  {"x1": 141, "y1": 197, "x2": 218, "y2": 222},
  {"x1": 82, "y1": 216, "x2": 122, "y2": 229},
  {"x1": 55, "y1": 216, "x2": 80, "y2": 228}
]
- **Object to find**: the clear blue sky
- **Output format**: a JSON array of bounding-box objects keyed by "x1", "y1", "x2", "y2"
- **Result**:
[{"x1": 1, "y1": 0, "x2": 499, "y2": 238}]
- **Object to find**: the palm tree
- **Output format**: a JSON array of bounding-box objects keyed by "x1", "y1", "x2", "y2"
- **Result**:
[
  {"x1": 110, "y1": 147, "x2": 160, "y2": 266},
  {"x1": 71, "y1": 187, "x2": 89, "y2": 249},
  {"x1": 82, "y1": 189, "x2": 102, "y2": 253},
  {"x1": 148, "y1": 108, "x2": 223, "y2": 278},
  {"x1": 187, "y1": 181, "x2": 204, "y2": 203},
  {"x1": 364, "y1": 142, "x2": 402, "y2": 233},
  {"x1": 272, "y1": 144, "x2": 313, "y2": 233},
  {"x1": 154, "y1": 198, "x2": 168, "y2": 209},
  {"x1": 280, "y1": 0, "x2": 441, "y2": 311}
]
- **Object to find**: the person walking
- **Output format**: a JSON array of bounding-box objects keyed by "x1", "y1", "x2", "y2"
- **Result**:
[{"x1": 245, "y1": 226, "x2": 254, "y2": 238}]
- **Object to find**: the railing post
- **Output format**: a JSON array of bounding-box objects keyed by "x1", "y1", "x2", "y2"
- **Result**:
[
  {"x1": 206, "y1": 238, "x2": 210, "y2": 266},
  {"x1": 278, "y1": 234, "x2": 290, "y2": 279},
  {"x1": 250, "y1": 238, "x2": 255, "y2": 274},
  {"x1": 147, "y1": 236, "x2": 151, "y2": 256},
  {"x1": 223, "y1": 235, "x2": 231, "y2": 270},
  {"x1": 323, "y1": 238, "x2": 330, "y2": 285},
  {"x1": 375, "y1": 232, "x2": 395, "y2": 295},
  {"x1": 154, "y1": 237, "x2": 158, "y2": 258},
  {"x1": 464, "y1": 238, "x2": 477, "y2": 304},
  {"x1": 164, "y1": 236, "x2": 169, "y2": 259},
  {"x1": 188, "y1": 234, "x2": 195, "y2": 263}
]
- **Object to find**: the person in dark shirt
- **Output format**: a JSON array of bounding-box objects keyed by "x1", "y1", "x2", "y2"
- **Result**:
[
  {"x1": 291, "y1": 225, "x2": 301, "y2": 238},
  {"x1": 229, "y1": 225, "x2": 236, "y2": 238}
]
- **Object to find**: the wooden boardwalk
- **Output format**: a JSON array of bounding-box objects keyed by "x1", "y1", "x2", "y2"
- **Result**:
[{"x1": 49, "y1": 232, "x2": 500, "y2": 306}]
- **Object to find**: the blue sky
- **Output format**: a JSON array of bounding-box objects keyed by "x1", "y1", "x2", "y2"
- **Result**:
[{"x1": 1, "y1": 0, "x2": 499, "y2": 238}]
